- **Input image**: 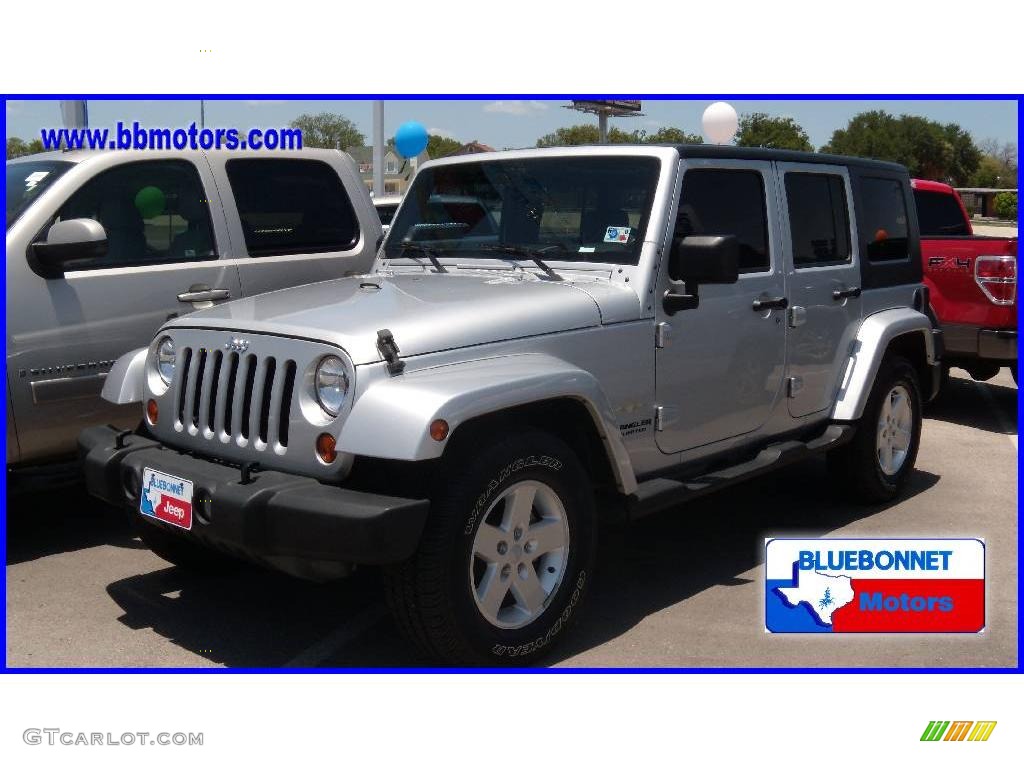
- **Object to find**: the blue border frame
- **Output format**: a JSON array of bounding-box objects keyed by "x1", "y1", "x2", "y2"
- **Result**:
[{"x1": 2, "y1": 94, "x2": 1021, "y2": 674}]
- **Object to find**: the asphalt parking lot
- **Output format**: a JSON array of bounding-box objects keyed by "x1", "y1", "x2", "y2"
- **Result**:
[{"x1": 5, "y1": 369, "x2": 1017, "y2": 668}]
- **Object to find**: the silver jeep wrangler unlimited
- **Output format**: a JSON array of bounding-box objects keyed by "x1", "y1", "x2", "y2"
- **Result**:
[{"x1": 81, "y1": 145, "x2": 942, "y2": 664}]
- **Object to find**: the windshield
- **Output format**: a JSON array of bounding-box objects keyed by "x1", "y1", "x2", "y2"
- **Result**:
[
  {"x1": 6, "y1": 160, "x2": 74, "y2": 229},
  {"x1": 384, "y1": 156, "x2": 661, "y2": 266}
]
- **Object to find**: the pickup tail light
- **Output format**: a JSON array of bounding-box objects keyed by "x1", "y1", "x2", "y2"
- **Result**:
[{"x1": 975, "y1": 255, "x2": 1016, "y2": 306}]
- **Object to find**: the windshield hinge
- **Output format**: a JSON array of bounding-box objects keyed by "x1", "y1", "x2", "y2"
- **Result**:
[{"x1": 376, "y1": 329, "x2": 406, "y2": 375}]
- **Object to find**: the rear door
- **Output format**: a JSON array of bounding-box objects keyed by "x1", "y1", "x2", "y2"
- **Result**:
[
  {"x1": 211, "y1": 154, "x2": 380, "y2": 297},
  {"x1": 777, "y1": 162, "x2": 862, "y2": 418},
  {"x1": 654, "y1": 160, "x2": 788, "y2": 453}
]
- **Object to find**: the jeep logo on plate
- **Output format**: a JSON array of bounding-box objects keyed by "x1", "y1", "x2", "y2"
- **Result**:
[{"x1": 224, "y1": 338, "x2": 249, "y2": 353}]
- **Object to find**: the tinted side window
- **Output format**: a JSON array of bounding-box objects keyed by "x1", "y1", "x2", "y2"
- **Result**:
[
  {"x1": 676, "y1": 169, "x2": 770, "y2": 273},
  {"x1": 56, "y1": 160, "x2": 215, "y2": 269},
  {"x1": 226, "y1": 159, "x2": 359, "y2": 257},
  {"x1": 785, "y1": 173, "x2": 851, "y2": 268},
  {"x1": 914, "y1": 189, "x2": 970, "y2": 236},
  {"x1": 861, "y1": 177, "x2": 910, "y2": 262}
]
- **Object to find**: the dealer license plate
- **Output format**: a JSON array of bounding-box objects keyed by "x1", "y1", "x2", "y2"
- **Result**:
[{"x1": 139, "y1": 467, "x2": 194, "y2": 530}]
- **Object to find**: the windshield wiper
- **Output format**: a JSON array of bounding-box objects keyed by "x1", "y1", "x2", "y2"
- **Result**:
[
  {"x1": 479, "y1": 244, "x2": 564, "y2": 281},
  {"x1": 398, "y1": 240, "x2": 448, "y2": 273}
]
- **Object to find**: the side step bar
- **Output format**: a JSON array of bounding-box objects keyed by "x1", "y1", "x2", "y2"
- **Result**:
[{"x1": 627, "y1": 424, "x2": 853, "y2": 521}]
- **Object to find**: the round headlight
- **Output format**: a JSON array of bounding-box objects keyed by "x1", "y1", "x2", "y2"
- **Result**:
[
  {"x1": 156, "y1": 337, "x2": 175, "y2": 385},
  {"x1": 315, "y1": 355, "x2": 349, "y2": 417}
]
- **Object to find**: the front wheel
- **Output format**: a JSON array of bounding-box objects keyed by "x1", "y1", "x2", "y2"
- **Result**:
[
  {"x1": 828, "y1": 356, "x2": 923, "y2": 504},
  {"x1": 385, "y1": 429, "x2": 596, "y2": 665}
]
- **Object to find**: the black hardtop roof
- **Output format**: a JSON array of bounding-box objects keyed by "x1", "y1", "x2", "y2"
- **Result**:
[{"x1": 671, "y1": 143, "x2": 907, "y2": 173}]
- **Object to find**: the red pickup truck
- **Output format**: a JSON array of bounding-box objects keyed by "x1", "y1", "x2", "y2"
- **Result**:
[{"x1": 913, "y1": 179, "x2": 1018, "y2": 386}]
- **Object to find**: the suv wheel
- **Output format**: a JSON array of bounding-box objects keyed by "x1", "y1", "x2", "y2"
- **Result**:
[
  {"x1": 385, "y1": 429, "x2": 596, "y2": 665},
  {"x1": 828, "y1": 356, "x2": 922, "y2": 503}
]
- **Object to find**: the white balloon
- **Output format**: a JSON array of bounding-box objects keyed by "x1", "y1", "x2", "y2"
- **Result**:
[{"x1": 702, "y1": 101, "x2": 738, "y2": 145}]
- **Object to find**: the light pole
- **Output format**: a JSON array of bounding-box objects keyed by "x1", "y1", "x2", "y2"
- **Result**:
[{"x1": 372, "y1": 101, "x2": 385, "y2": 197}]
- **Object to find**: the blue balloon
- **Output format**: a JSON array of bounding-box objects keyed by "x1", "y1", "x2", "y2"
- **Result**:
[{"x1": 394, "y1": 121, "x2": 429, "y2": 158}]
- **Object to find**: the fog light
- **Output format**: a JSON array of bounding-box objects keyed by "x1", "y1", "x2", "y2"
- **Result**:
[
  {"x1": 316, "y1": 433, "x2": 337, "y2": 463},
  {"x1": 146, "y1": 398, "x2": 159, "y2": 425},
  {"x1": 429, "y1": 419, "x2": 449, "y2": 442}
]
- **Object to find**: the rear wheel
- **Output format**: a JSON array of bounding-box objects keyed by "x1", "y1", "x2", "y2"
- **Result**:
[
  {"x1": 828, "y1": 356, "x2": 922, "y2": 503},
  {"x1": 385, "y1": 429, "x2": 596, "y2": 665}
]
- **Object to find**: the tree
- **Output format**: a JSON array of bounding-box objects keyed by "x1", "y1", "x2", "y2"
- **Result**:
[
  {"x1": 972, "y1": 140, "x2": 1017, "y2": 188},
  {"x1": 426, "y1": 133, "x2": 462, "y2": 159},
  {"x1": 643, "y1": 126, "x2": 703, "y2": 145},
  {"x1": 735, "y1": 113, "x2": 811, "y2": 151},
  {"x1": 7, "y1": 136, "x2": 43, "y2": 158},
  {"x1": 288, "y1": 112, "x2": 364, "y2": 150},
  {"x1": 994, "y1": 192, "x2": 1017, "y2": 221},
  {"x1": 821, "y1": 110, "x2": 982, "y2": 185},
  {"x1": 536, "y1": 124, "x2": 601, "y2": 146},
  {"x1": 536, "y1": 123, "x2": 702, "y2": 147}
]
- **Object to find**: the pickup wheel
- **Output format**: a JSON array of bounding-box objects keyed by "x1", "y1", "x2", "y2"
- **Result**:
[
  {"x1": 384, "y1": 429, "x2": 596, "y2": 665},
  {"x1": 133, "y1": 518, "x2": 235, "y2": 573},
  {"x1": 828, "y1": 356, "x2": 922, "y2": 504}
]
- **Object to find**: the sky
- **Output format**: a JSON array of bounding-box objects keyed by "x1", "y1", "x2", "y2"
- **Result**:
[{"x1": 5, "y1": 99, "x2": 1018, "y2": 150}]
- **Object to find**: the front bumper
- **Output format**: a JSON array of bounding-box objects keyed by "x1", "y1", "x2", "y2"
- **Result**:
[{"x1": 79, "y1": 425, "x2": 429, "y2": 579}]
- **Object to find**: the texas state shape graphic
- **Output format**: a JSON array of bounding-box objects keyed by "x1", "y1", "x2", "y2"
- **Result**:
[{"x1": 775, "y1": 569, "x2": 855, "y2": 626}]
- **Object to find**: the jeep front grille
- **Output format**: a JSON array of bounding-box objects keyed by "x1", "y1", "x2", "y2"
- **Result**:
[{"x1": 175, "y1": 346, "x2": 297, "y2": 452}]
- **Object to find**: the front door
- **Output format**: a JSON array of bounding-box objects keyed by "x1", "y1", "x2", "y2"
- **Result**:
[
  {"x1": 655, "y1": 160, "x2": 788, "y2": 454},
  {"x1": 777, "y1": 163, "x2": 862, "y2": 418},
  {"x1": 7, "y1": 157, "x2": 239, "y2": 462}
]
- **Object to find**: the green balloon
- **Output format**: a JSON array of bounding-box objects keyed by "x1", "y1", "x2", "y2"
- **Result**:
[{"x1": 134, "y1": 185, "x2": 166, "y2": 219}]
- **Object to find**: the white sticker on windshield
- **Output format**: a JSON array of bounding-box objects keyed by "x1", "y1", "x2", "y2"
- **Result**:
[
  {"x1": 604, "y1": 226, "x2": 631, "y2": 243},
  {"x1": 24, "y1": 171, "x2": 50, "y2": 191}
]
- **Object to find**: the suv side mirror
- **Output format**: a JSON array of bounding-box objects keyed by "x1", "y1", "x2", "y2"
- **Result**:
[
  {"x1": 663, "y1": 235, "x2": 741, "y2": 314},
  {"x1": 31, "y1": 218, "x2": 108, "y2": 278}
]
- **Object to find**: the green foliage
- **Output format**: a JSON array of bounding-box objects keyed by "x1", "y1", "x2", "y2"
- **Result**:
[
  {"x1": 994, "y1": 192, "x2": 1017, "y2": 221},
  {"x1": 971, "y1": 141, "x2": 1017, "y2": 188},
  {"x1": 6, "y1": 136, "x2": 44, "y2": 159},
  {"x1": 642, "y1": 126, "x2": 703, "y2": 145},
  {"x1": 426, "y1": 133, "x2": 462, "y2": 159},
  {"x1": 288, "y1": 112, "x2": 364, "y2": 150},
  {"x1": 822, "y1": 111, "x2": 982, "y2": 185},
  {"x1": 536, "y1": 123, "x2": 702, "y2": 147},
  {"x1": 735, "y1": 113, "x2": 812, "y2": 151}
]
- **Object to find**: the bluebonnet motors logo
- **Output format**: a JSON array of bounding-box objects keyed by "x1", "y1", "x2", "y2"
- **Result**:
[{"x1": 765, "y1": 538, "x2": 985, "y2": 632}]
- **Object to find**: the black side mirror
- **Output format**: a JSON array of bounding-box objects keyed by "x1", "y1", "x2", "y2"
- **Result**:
[
  {"x1": 31, "y1": 218, "x2": 108, "y2": 278},
  {"x1": 663, "y1": 235, "x2": 741, "y2": 314}
]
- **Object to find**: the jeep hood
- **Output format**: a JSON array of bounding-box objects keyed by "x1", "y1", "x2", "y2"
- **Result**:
[{"x1": 167, "y1": 272, "x2": 640, "y2": 365}]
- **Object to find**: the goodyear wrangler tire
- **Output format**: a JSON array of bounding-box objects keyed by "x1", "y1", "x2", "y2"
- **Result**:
[
  {"x1": 828, "y1": 355, "x2": 922, "y2": 504},
  {"x1": 385, "y1": 429, "x2": 596, "y2": 665}
]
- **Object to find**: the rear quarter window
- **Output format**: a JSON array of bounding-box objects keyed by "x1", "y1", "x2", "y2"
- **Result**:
[
  {"x1": 860, "y1": 177, "x2": 910, "y2": 262},
  {"x1": 226, "y1": 159, "x2": 359, "y2": 257}
]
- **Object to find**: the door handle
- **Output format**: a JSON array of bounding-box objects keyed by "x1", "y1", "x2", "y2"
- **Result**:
[
  {"x1": 752, "y1": 296, "x2": 788, "y2": 311},
  {"x1": 832, "y1": 286, "x2": 862, "y2": 301},
  {"x1": 177, "y1": 284, "x2": 231, "y2": 303}
]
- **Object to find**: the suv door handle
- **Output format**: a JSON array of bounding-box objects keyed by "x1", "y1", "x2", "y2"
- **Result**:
[
  {"x1": 832, "y1": 286, "x2": 862, "y2": 301},
  {"x1": 177, "y1": 285, "x2": 231, "y2": 303},
  {"x1": 752, "y1": 296, "x2": 788, "y2": 311}
]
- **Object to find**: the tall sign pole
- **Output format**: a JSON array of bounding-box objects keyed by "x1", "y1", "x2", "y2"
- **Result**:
[
  {"x1": 200, "y1": 100, "x2": 206, "y2": 129},
  {"x1": 566, "y1": 100, "x2": 641, "y2": 144},
  {"x1": 372, "y1": 101, "x2": 385, "y2": 197},
  {"x1": 60, "y1": 100, "x2": 88, "y2": 129}
]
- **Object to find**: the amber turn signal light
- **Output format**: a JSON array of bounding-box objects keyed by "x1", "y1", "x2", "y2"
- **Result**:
[
  {"x1": 146, "y1": 398, "x2": 159, "y2": 425},
  {"x1": 429, "y1": 419, "x2": 449, "y2": 442},
  {"x1": 316, "y1": 432, "x2": 337, "y2": 463}
]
